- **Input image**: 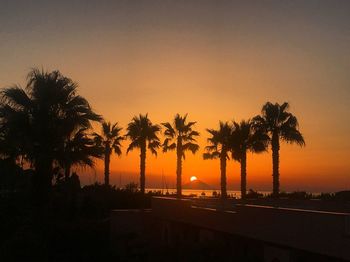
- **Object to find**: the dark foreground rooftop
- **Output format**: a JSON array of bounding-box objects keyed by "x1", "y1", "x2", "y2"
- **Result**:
[{"x1": 111, "y1": 197, "x2": 350, "y2": 261}]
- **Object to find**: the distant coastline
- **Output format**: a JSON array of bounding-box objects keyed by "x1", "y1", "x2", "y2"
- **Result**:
[
  {"x1": 145, "y1": 188, "x2": 327, "y2": 198},
  {"x1": 147, "y1": 188, "x2": 269, "y2": 198}
]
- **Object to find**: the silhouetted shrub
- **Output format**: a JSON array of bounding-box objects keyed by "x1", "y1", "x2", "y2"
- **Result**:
[
  {"x1": 314, "y1": 192, "x2": 334, "y2": 200},
  {"x1": 245, "y1": 189, "x2": 263, "y2": 199},
  {"x1": 80, "y1": 183, "x2": 154, "y2": 218},
  {"x1": 0, "y1": 160, "x2": 32, "y2": 196},
  {"x1": 266, "y1": 191, "x2": 312, "y2": 200},
  {"x1": 333, "y1": 191, "x2": 350, "y2": 201},
  {"x1": 124, "y1": 182, "x2": 139, "y2": 193}
]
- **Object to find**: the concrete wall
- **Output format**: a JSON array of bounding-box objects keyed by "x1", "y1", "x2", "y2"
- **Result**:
[
  {"x1": 152, "y1": 197, "x2": 350, "y2": 261},
  {"x1": 110, "y1": 209, "x2": 156, "y2": 260}
]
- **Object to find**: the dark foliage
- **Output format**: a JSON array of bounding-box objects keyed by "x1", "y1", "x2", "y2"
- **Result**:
[
  {"x1": 0, "y1": 179, "x2": 158, "y2": 261},
  {"x1": 80, "y1": 183, "x2": 154, "y2": 218},
  {"x1": 0, "y1": 69, "x2": 101, "y2": 202},
  {"x1": 265, "y1": 191, "x2": 312, "y2": 200},
  {"x1": 332, "y1": 191, "x2": 350, "y2": 201},
  {"x1": 245, "y1": 189, "x2": 264, "y2": 199}
]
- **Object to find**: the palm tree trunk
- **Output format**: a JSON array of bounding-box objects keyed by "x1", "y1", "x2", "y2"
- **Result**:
[
  {"x1": 220, "y1": 154, "x2": 227, "y2": 199},
  {"x1": 140, "y1": 143, "x2": 146, "y2": 194},
  {"x1": 176, "y1": 148, "x2": 182, "y2": 198},
  {"x1": 33, "y1": 156, "x2": 53, "y2": 204},
  {"x1": 64, "y1": 165, "x2": 71, "y2": 182},
  {"x1": 104, "y1": 149, "x2": 110, "y2": 186},
  {"x1": 272, "y1": 133, "x2": 280, "y2": 198},
  {"x1": 241, "y1": 151, "x2": 247, "y2": 199}
]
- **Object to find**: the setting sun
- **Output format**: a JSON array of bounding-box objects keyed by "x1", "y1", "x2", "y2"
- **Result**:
[{"x1": 190, "y1": 176, "x2": 198, "y2": 182}]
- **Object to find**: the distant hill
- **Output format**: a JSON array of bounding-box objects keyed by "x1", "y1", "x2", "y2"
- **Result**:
[{"x1": 183, "y1": 179, "x2": 213, "y2": 190}]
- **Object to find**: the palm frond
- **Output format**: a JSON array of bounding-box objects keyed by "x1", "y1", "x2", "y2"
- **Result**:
[
  {"x1": 126, "y1": 114, "x2": 160, "y2": 156},
  {"x1": 127, "y1": 139, "x2": 140, "y2": 154},
  {"x1": 162, "y1": 122, "x2": 175, "y2": 138},
  {"x1": 182, "y1": 142, "x2": 199, "y2": 154},
  {"x1": 203, "y1": 121, "x2": 233, "y2": 162},
  {"x1": 256, "y1": 101, "x2": 305, "y2": 148},
  {"x1": 203, "y1": 151, "x2": 220, "y2": 160},
  {"x1": 162, "y1": 138, "x2": 176, "y2": 152},
  {"x1": 281, "y1": 129, "x2": 305, "y2": 146},
  {"x1": 1, "y1": 86, "x2": 31, "y2": 109}
]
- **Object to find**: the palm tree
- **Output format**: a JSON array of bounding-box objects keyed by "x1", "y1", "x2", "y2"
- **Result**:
[
  {"x1": 253, "y1": 102, "x2": 305, "y2": 197},
  {"x1": 0, "y1": 68, "x2": 101, "y2": 196},
  {"x1": 93, "y1": 122, "x2": 123, "y2": 186},
  {"x1": 162, "y1": 114, "x2": 199, "y2": 197},
  {"x1": 203, "y1": 122, "x2": 233, "y2": 199},
  {"x1": 59, "y1": 128, "x2": 101, "y2": 182},
  {"x1": 126, "y1": 114, "x2": 161, "y2": 194},
  {"x1": 231, "y1": 120, "x2": 269, "y2": 199}
]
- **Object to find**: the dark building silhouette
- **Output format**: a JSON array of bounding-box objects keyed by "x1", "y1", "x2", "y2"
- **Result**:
[{"x1": 111, "y1": 197, "x2": 350, "y2": 261}]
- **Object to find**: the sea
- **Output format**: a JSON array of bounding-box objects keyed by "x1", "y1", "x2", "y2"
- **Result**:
[{"x1": 145, "y1": 188, "x2": 272, "y2": 198}]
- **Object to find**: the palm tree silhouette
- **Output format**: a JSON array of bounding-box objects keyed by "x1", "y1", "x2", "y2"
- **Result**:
[
  {"x1": 126, "y1": 114, "x2": 161, "y2": 194},
  {"x1": 93, "y1": 122, "x2": 123, "y2": 186},
  {"x1": 59, "y1": 128, "x2": 101, "y2": 181},
  {"x1": 253, "y1": 102, "x2": 305, "y2": 197},
  {"x1": 231, "y1": 120, "x2": 269, "y2": 199},
  {"x1": 0, "y1": 68, "x2": 101, "y2": 196},
  {"x1": 203, "y1": 122, "x2": 233, "y2": 199},
  {"x1": 162, "y1": 114, "x2": 199, "y2": 197}
]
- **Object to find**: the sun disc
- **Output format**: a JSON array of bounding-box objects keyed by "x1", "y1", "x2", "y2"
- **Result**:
[{"x1": 190, "y1": 176, "x2": 197, "y2": 182}]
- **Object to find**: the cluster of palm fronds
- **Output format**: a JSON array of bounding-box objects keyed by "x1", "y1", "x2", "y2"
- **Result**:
[
  {"x1": 0, "y1": 68, "x2": 304, "y2": 199},
  {"x1": 203, "y1": 102, "x2": 305, "y2": 198}
]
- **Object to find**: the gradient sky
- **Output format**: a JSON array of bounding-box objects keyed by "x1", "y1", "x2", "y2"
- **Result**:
[{"x1": 1, "y1": 0, "x2": 349, "y2": 192}]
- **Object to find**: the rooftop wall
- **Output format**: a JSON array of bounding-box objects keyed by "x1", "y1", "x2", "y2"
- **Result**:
[{"x1": 152, "y1": 197, "x2": 350, "y2": 260}]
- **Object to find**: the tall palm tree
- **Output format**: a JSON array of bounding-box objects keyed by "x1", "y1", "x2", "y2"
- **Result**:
[
  {"x1": 162, "y1": 114, "x2": 199, "y2": 197},
  {"x1": 59, "y1": 128, "x2": 101, "y2": 182},
  {"x1": 0, "y1": 68, "x2": 101, "y2": 196},
  {"x1": 231, "y1": 120, "x2": 269, "y2": 199},
  {"x1": 93, "y1": 122, "x2": 123, "y2": 186},
  {"x1": 126, "y1": 114, "x2": 161, "y2": 194},
  {"x1": 203, "y1": 122, "x2": 233, "y2": 199},
  {"x1": 253, "y1": 102, "x2": 305, "y2": 197}
]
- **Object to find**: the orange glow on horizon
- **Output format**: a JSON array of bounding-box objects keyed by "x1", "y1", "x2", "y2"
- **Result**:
[{"x1": 1, "y1": 1, "x2": 349, "y2": 193}]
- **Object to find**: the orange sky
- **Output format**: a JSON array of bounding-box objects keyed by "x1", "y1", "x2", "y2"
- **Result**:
[{"x1": 0, "y1": 1, "x2": 349, "y2": 192}]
